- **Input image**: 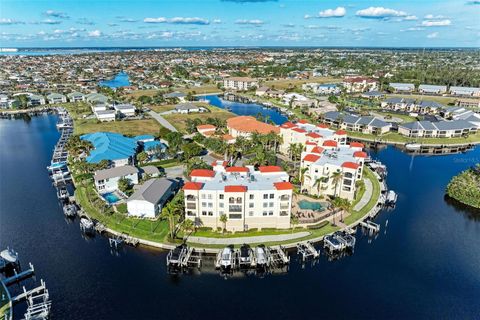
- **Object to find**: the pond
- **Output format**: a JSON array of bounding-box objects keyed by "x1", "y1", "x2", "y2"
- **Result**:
[{"x1": 98, "y1": 71, "x2": 130, "y2": 89}]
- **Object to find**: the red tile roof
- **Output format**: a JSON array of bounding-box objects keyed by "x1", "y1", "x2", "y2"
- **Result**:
[
  {"x1": 317, "y1": 123, "x2": 329, "y2": 129},
  {"x1": 226, "y1": 166, "x2": 249, "y2": 173},
  {"x1": 273, "y1": 181, "x2": 294, "y2": 190},
  {"x1": 354, "y1": 151, "x2": 368, "y2": 158},
  {"x1": 258, "y1": 166, "x2": 282, "y2": 173},
  {"x1": 227, "y1": 116, "x2": 280, "y2": 134},
  {"x1": 197, "y1": 124, "x2": 216, "y2": 131},
  {"x1": 342, "y1": 162, "x2": 360, "y2": 170},
  {"x1": 190, "y1": 169, "x2": 215, "y2": 178},
  {"x1": 306, "y1": 132, "x2": 322, "y2": 139},
  {"x1": 224, "y1": 185, "x2": 248, "y2": 192},
  {"x1": 323, "y1": 140, "x2": 338, "y2": 147},
  {"x1": 298, "y1": 119, "x2": 309, "y2": 124},
  {"x1": 292, "y1": 127, "x2": 307, "y2": 133},
  {"x1": 183, "y1": 182, "x2": 204, "y2": 191},
  {"x1": 350, "y1": 142, "x2": 365, "y2": 148},
  {"x1": 311, "y1": 146, "x2": 324, "y2": 154},
  {"x1": 305, "y1": 141, "x2": 317, "y2": 146},
  {"x1": 303, "y1": 154, "x2": 321, "y2": 162},
  {"x1": 335, "y1": 130, "x2": 347, "y2": 135},
  {"x1": 280, "y1": 122, "x2": 296, "y2": 129}
]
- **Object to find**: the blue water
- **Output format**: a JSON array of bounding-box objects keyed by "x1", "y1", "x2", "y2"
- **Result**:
[
  {"x1": 1, "y1": 115, "x2": 480, "y2": 319},
  {"x1": 102, "y1": 192, "x2": 120, "y2": 204},
  {"x1": 204, "y1": 95, "x2": 288, "y2": 125},
  {"x1": 298, "y1": 200, "x2": 325, "y2": 211},
  {"x1": 98, "y1": 71, "x2": 130, "y2": 89}
]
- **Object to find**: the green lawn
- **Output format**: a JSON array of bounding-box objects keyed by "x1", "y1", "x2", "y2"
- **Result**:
[
  {"x1": 73, "y1": 118, "x2": 164, "y2": 136},
  {"x1": 183, "y1": 227, "x2": 305, "y2": 239},
  {"x1": 347, "y1": 130, "x2": 480, "y2": 145},
  {"x1": 0, "y1": 281, "x2": 11, "y2": 319},
  {"x1": 163, "y1": 104, "x2": 235, "y2": 133},
  {"x1": 75, "y1": 184, "x2": 170, "y2": 243},
  {"x1": 344, "y1": 167, "x2": 381, "y2": 225}
]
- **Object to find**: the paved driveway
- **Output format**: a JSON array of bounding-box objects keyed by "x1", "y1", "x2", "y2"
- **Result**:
[{"x1": 148, "y1": 110, "x2": 177, "y2": 132}]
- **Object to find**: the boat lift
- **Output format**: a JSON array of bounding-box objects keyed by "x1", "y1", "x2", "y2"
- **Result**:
[
  {"x1": 359, "y1": 220, "x2": 381, "y2": 233},
  {"x1": 266, "y1": 246, "x2": 290, "y2": 267},
  {"x1": 296, "y1": 241, "x2": 320, "y2": 261}
]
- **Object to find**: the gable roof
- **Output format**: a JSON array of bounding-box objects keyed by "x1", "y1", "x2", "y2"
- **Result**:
[{"x1": 128, "y1": 178, "x2": 175, "y2": 204}]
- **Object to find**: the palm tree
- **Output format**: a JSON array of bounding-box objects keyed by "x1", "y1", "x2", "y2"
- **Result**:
[
  {"x1": 161, "y1": 203, "x2": 181, "y2": 240},
  {"x1": 181, "y1": 218, "x2": 195, "y2": 238},
  {"x1": 338, "y1": 199, "x2": 351, "y2": 223},
  {"x1": 313, "y1": 177, "x2": 324, "y2": 196},
  {"x1": 331, "y1": 171, "x2": 343, "y2": 197},
  {"x1": 219, "y1": 214, "x2": 228, "y2": 234}
]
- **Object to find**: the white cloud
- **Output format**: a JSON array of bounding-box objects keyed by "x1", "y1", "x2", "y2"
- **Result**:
[
  {"x1": 424, "y1": 14, "x2": 446, "y2": 19},
  {"x1": 213, "y1": 19, "x2": 222, "y2": 24},
  {"x1": 44, "y1": 10, "x2": 69, "y2": 19},
  {"x1": 0, "y1": 18, "x2": 24, "y2": 25},
  {"x1": 403, "y1": 15, "x2": 418, "y2": 21},
  {"x1": 143, "y1": 17, "x2": 210, "y2": 25},
  {"x1": 88, "y1": 30, "x2": 102, "y2": 37},
  {"x1": 427, "y1": 32, "x2": 439, "y2": 38},
  {"x1": 422, "y1": 19, "x2": 451, "y2": 27},
  {"x1": 235, "y1": 19, "x2": 264, "y2": 25},
  {"x1": 38, "y1": 19, "x2": 62, "y2": 25},
  {"x1": 318, "y1": 7, "x2": 346, "y2": 18},
  {"x1": 356, "y1": 7, "x2": 407, "y2": 18}
]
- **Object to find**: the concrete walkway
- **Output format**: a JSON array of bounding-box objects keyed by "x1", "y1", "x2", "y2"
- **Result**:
[
  {"x1": 148, "y1": 110, "x2": 177, "y2": 132},
  {"x1": 187, "y1": 231, "x2": 311, "y2": 245},
  {"x1": 353, "y1": 178, "x2": 373, "y2": 211}
]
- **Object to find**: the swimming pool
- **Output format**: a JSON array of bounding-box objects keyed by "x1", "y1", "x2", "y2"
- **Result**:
[
  {"x1": 298, "y1": 200, "x2": 326, "y2": 211},
  {"x1": 102, "y1": 192, "x2": 121, "y2": 204}
]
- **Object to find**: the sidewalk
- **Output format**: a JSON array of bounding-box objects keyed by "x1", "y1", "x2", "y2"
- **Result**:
[
  {"x1": 148, "y1": 110, "x2": 177, "y2": 132},
  {"x1": 187, "y1": 231, "x2": 310, "y2": 245},
  {"x1": 353, "y1": 178, "x2": 373, "y2": 211}
]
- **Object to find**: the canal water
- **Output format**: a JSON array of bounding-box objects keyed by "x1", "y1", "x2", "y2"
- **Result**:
[
  {"x1": 1, "y1": 115, "x2": 479, "y2": 319},
  {"x1": 98, "y1": 71, "x2": 130, "y2": 89},
  {"x1": 204, "y1": 94, "x2": 288, "y2": 125}
]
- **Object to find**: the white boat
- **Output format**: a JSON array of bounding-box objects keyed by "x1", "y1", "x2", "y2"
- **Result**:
[
  {"x1": 57, "y1": 187, "x2": 69, "y2": 199},
  {"x1": 219, "y1": 247, "x2": 234, "y2": 269},
  {"x1": 405, "y1": 143, "x2": 422, "y2": 151},
  {"x1": 80, "y1": 218, "x2": 94, "y2": 233},
  {"x1": 239, "y1": 244, "x2": 253, "y2": 267},
  {"x1": 63, "y1": 204, "x2": 77, "y2": 217},
  {"x1": 386, "y1": 190, "x2": 398, "y2": 206},
  {"x1": 255, "y1": 246, "x2": 268, "y2": 267}
]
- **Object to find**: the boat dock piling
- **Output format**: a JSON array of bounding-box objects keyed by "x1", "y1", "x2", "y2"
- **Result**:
[
  {"x1": 266, "y1": 246, "x2": 290, "y2": 267},
  {"x1": 296, "y1": 241, "x2": 320, "y2": 261},
  {"x1": 181, "y1": 247, "x2": 203, "y2": 268},
  {"x1": 359, "y1": 220, "x2": 380, "y2": 233}
]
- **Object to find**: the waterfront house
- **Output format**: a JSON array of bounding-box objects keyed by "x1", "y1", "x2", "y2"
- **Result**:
[
  {"x1": 164, "y1": 92, "x2": 186, "y2": 102},
  {"x1": 389, "y1": 83, "x2": 415, "y2": 93},
  {"x1": 300, "y1": 142, "x2": 366, "y2": 201},
  {"x1": 175, "y1": 103, "x2": 207, "y2": 114},
  {"x1": 417, "y1": 100, "x2": 443, "y2": 114},
  {"x1": 94, "y1": 165, "x2": 139, "y2": 193},
  {"x1": 81, "y1": 132, "x2": 138, "y2": 167},
  {"x1": 184, "y1": 165, "x2": 292, "y2": 232},
  {"x1": 398, "y1": 120, "x2": 478, "y2": 138},
  {"x1": 127, "y1": 178, "x2": 177, "y2": 218},
  {"x1": 449, "y1": 86, "x2": 480, "y2": 97},
  {"x1": 418, "y1": 84, "x2": 447, "y2": 95},
  {"x1": 28, "y1": 94, "x2": 45, "y2": 106},
  {"x1": 255, "y1": 86, "x2": 270, "y2": 96},
  {"x1": 0, "y1": 94, "x2": 20, "y2": 109},
  {"x1": 455, "y1": 99, "x2": 480, "y2": 109},
  {"x1": 140, "y1": 166, "x2": 161, "y2": 178},
  {"x1": 67, "y1": 91, "x2": 85, "y2": 102},
  {"x1": 223, "y1": 77, "x2": 258, "y2": 91},
  {"x1": 226, "y1": 116, "x2": 280, "y2": 139},
  {"x1": 282, "y1": 93, "x2": 317, "y2": 108},
  {"x1": 322, "y1": 111, "x2": 392, "y2": 135},
  {"x1": 46, "y1": 93, "x2": 67, "y2": 104},
  {"x1": 113, "y1": 103, "x2": 136, "y2": 117}
]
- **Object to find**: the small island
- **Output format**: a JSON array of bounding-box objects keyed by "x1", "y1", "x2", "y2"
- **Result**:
[{"x1": 446, "y1": 165, "x2": 480, "y2": 209}]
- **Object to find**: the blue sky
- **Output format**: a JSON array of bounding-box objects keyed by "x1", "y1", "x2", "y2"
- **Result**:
[{"x1": 1, "y1": 0, "x2": 479, "y2": 47}]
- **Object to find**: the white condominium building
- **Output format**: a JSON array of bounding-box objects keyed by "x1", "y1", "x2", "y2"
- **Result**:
[
  {"x1": 279, "y1": 120, "x2": 347, "y2": 155},
  {"x1": 223, "y1": 77, "x2": 258, "y2": 90},
  {"x1": 184, "y1": 162, "x2": 293, "y2": 232},
  {"x1": 300, "y1": 142, "x2": 367, "y2": 201}
]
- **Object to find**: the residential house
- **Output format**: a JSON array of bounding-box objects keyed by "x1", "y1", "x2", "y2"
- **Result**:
[
  {"x1": 46, "y1": 93, "x2": 67, "y2": 104},
  {"x1": 94, "y1": 165, "x2": 139, "y2": 193},
  {"x1": 127, "y1": 178, "x2": 177, "y2": 218},
  {"x1": 389, "y1": 83, "x2": 415, "y2": 93},
  {"x1": 226, "y1": 116, "x2": 280, "y2": 139},
  {"x1": 418, "y1": 84, "x2": 447, "y2": 95}
]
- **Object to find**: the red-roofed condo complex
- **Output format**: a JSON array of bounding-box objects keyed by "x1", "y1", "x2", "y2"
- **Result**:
[{"x1": 184, "y1": 164, "x2": 292, "y2": 232}]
